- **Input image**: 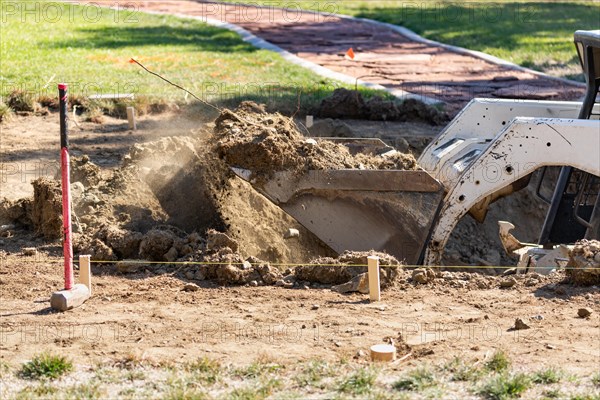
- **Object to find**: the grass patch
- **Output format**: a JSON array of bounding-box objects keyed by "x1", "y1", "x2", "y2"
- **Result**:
[
  {"x1": 6, "y1": 89, "x2": 38, "y2": 112},
  {"x1": 532, "y1": 367, "x2": 562, "y2": 384},
  {"x1": 542, "y1": 388, "x2": 563, "y2": 399},
  {"x1": 163, "y1": 385, "x2": 210, "y2": 400},
  {"x1": 0, "y1": 101, "x2": 13, "y2": 122},
  {"x1": 228, "y1": 378, "x2": 282, "y2": 400},
  {"x1": 485, "y1": 350, "x2": 511, "y2": 373},
  {"x1": 294, "y1": 359, "x2": 335, "y2": 388},
  {"x1": 15, "y1": 383, "x2": 58, "y2": 400},
  {"x1": 19, "y1": 352, "x2": 73, "y2": 380},
  {"x1": 184, "y1": 357, "x2": 222, "y2": 385},
  {"x1": 444, "y1": 356, "x2": 483, "y2": 382},
  {"x1": 478, "y1": 373, "x2": 531, "y2": 400},
  {"x1": 338, "y1": 366, "x2": 378, "y2": 396},
  {"x1": 235, "y1": 360, "x2": 283, "y2": 380},
  {"x1": 592, "y1": 373, "x2": 600, "y2": 387},
  {"x1": 62, "y1": 383, "x2": 105, "y2": 400},
  {"x1": 393, "y1": 366, "x2": 437, "y2": 392},
  {"x1": 0, "y1": 360, "x2": 10, "y2": 377}
]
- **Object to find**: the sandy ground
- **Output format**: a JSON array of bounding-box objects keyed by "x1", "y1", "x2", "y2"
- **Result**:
[
  {"x1": 0, "y1": 250, "x2": 599, "y2": 375},
  {"x1": 1, "y1": 110, "x2": 599, "y2": 378}
]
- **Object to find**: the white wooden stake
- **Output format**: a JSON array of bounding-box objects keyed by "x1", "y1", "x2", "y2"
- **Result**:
[
  {"x1": 126, "y1": 106, "x2": 136, "y2": 130},
  {"x1": 306, "y1": 115, "x2": 314, "y2": 128},
  {"x1": 367, "y1": 256, "x2": 380, "y2": 302},
  {"x1": 79, "y1": 255, "x2": 92, "y2": 295}
]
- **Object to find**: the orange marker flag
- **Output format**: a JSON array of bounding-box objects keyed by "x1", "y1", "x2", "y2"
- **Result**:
[{"x1": 345, "y1": 47, "x2": 355, "y2": 60}]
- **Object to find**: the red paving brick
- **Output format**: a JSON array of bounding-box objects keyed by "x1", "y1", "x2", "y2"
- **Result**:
[{"x1": 96, "y1": 1, "x2": 585, "y2": 114}]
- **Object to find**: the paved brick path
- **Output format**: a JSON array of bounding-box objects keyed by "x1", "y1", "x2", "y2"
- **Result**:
[{"x1": 100, "y1": 1, "x2": 585, "y2": 114}]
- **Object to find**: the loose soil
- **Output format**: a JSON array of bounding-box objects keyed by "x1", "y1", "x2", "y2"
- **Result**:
[{"x1": 1, "y1": 104, "x2": 598, "y2": 383}]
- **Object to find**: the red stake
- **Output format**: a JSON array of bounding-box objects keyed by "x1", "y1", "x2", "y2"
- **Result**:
[{"x1": 58, "y1": 83, "x2": 74, "y2": 290}]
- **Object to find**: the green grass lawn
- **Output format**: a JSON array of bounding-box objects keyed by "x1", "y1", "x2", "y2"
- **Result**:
[
  {"x1": 0, "y1": 0, "x2": 353, "y2": 113},
  {"x1": 219, "y1": 0, "x2": 599, "y2": 80}
]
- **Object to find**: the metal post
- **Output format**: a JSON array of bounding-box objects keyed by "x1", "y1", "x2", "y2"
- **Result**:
[{"x1": 59, "y1": 83, "x2": 74, "y2": 290}]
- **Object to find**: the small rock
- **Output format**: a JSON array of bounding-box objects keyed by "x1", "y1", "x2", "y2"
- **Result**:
[
  {"x1": 302, "y1": 285, "x2": 310, "y2": 290},
  {"x1": 513, "y1": 318, "x2": 531, "y2": 330},
  {"x1": 502, "y1": 268, "x2": 517, "y2": 276},
  {"x1": 206, "y1": 229, "x2": 239, "y2": 252},
  {"x1": 412, "y1": 268, "x2": 435, "y2": 284},
  {"x1": 21, "y1": 247, "x2": 37, "y2": 256},
  {"x1": 284, "y1": 228, "x2": 300, "y2": 239},
  {"x1": 500, "y1": 277, "x2": 517, "y2": 288},
  {"x1": 164, "y1": 247, "x2": 178, "y2": 262},
  {"x1": 117, "y1": 260, "x2": 143, "y2": 274},
  {"x1": 476, "y1": 280, "x2": 490, "y2": 289},
  {"x1": 555, "y1": 286, "x2": 567, "y2": 295},
  {"x1": 577, "y1": 308, "x2": 593, "y2": 318},
  {"x1": 283, "y1": 281, "x2": 294, "y2": 289},
  {"x1": 249, "y1": 280, "x2": 258, "y2": 287},
  {"x1": 355, "y1": 349, "x2": 367, "y2": 358},
  {"x1": 334, "y1": 342, "x2": 341, "y2": 347},
  {"x1": 531, "y1": 315, "x2": 544, "y2": 321},
  {"x1": 525, "y1": 278, "x2": 539, "y2": 287},
  {"x1": 241, "y1": 261, "x2": 252, "y2": 270},
  {"x1": 332, "y1": 273, "x2": 369, "y2": 294},
  {"x1": 275, "y1": 280, "x2": 285, "y2": 287},
  {"x1": 441, "y1": 271, "x2": 454, "y2": 280},
  {"x1": 545, "y1": 344, "x2": 556, "y2": 349},
  {"x1": 183, "y1": 283, "x2": 200, "y2": 292},
  {"x1": 311, "y1": 304, "x2": 320, "y2": 310},
  {"x1": 185, "y1": 271, "x2": 195, "y2": 280},
  {"x1": 194, "y1": 270, "x2": 205, "y2": 281}
]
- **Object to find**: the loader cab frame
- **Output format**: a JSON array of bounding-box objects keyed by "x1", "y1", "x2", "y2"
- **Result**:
[{"x1": 539, "y1": 30, "x2": 600, "y2": 245}]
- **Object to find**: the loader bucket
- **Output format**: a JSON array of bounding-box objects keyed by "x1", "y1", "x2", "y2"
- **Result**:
[{"x1": 232, "y1": 168, "x2": 444, "y2": 264}]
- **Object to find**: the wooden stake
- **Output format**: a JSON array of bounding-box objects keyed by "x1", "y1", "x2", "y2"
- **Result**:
[
  {"x1": 126, "y1": 107, "x2": 136, "y2": 130},
  {"x1": 306, "y1": 115, "x2": 314, "y2": 128},
  {"x1": 79, "y1": 255, "x2": 91, "y2": 295},
  {"x1": 368, "y1": 256, "x2": 380, "y2": 302}
]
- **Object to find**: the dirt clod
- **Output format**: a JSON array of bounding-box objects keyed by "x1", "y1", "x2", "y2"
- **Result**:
[
  {"x1": 500, "y1": 277, "x2": 517, "y2": 288},
  {"x1": 206, "y1": 229, "x2": 239, "y2": 253},
  {"x1": 31, "y1": 178, "x2": 63, "y2": 240},
  {"x1": 214, "y1": 102, "x2": 418, "y2": 182},
  {"x1": 513, "y1": 318, "x2": 531, "y2": 330},
  {"x1": 566, "y1": 240, "x2": 600, "y2": 285},
  {"x1": 412, "y1": 268, "x2": 436, "y2": 284},
  {"x1": 577, "y1": 308, "x2": 593, "y2": 318},
  {"x1": 317, "y1": 89, "x2": 448, "y2": 125},
  {"x1": 139, "y1": 229, "x2": 178, "y2": 261},
  {"x1": 295, "y1": 250, "x2": 401, "y2": 287}
]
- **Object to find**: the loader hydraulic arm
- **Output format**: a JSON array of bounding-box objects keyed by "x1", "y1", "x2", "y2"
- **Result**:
[{"x1": 424, "y1": 117, "x2": 600, "y2": 265}]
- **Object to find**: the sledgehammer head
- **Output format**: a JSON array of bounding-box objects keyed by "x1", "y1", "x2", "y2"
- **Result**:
[{"x1": 50, "y1": 283, "x2": 90, "y2": 311}]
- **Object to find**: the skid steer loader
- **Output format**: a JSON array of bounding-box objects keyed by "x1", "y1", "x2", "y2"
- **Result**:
[{"x1": 231, "y1": 30, "x2": 600, "y2": 266}]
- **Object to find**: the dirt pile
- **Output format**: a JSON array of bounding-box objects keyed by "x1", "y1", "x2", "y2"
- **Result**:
[
  {"x1": 2, "y1": 114, "x2": 339, "y2": 269},
  {"x1": 567, "y1": 239, "x2": 600, "y2": 285},
  {"x1": 1, "y1": 178, "x2": 62, "y2": 240},
  {"x1": 295, "y1": 250, "x2": 401, "y2": 287},
  {"x1": 213, "y1": 101, "x2": 418, "y2": 180},
  {"x1": 317, "y1": 88, "x2": 449, "y2": 125}
]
